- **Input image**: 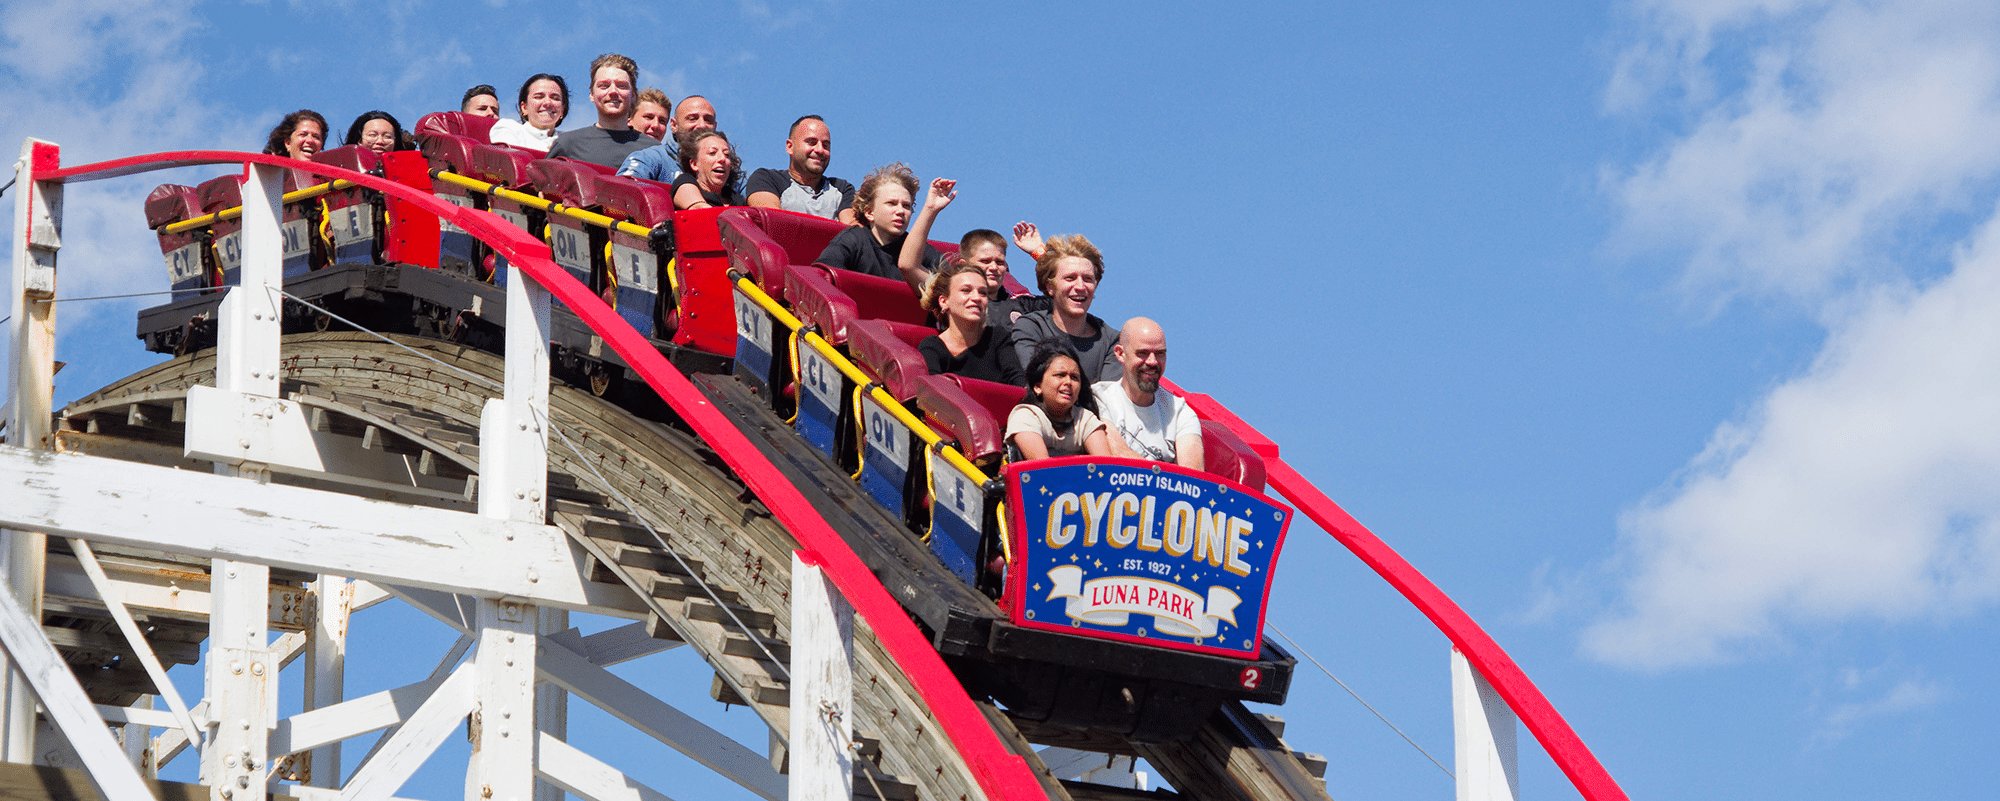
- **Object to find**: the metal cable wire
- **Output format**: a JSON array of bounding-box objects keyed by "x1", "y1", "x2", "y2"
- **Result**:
[
  {"x1": 1269, "y1": 622, "x2": 1453, "y2": 778},
  {"x1": 539, "y1": 408, "x2": 793, "y2": 680},
  {"x1": 45, "y1": 287, "x2": 212, "y2": 304},
  {"x1": 272, "y1": 284, "x2": 793, "y2": 680}
]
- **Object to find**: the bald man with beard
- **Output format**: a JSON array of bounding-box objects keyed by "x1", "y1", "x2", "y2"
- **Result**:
[{"x1": 1092, "y1": 317, "x2": 1204, "y2": 469}]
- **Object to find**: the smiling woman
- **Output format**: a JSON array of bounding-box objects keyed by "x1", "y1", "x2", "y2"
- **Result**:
[
  {"x1": 669, "y1": 128, "x2": 745, "y2": 209},
  {"x1": 260, "y1": 109, "x2": 327, "y2": 160},
  {"x1": 488, "y1": 72, "x2": 568, "y2": 153}
]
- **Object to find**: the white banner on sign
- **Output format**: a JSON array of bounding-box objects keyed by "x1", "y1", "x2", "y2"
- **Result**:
[{"x1": 1044, "y1": 565, "x2": 1242, "y2": 638}]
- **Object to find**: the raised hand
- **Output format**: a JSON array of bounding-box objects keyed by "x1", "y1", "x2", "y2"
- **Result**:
[
  {"x1": 926, "y1": 177, "x2": 958, "y2": 210},
  {"x1": 1012, "y1": 220, "x2": 1044, "y2": 256}
]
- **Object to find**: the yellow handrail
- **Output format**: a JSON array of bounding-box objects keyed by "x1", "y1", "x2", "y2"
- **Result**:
[
  {"x1": 161, "y1": 179, "x2": 353, "y2": 234},
  {"x1": 432, "y1": 170, "x2": 654, "y2": 239},
  {"x1": 732, "y1": 275, "x2": 992, "y2": 485}
]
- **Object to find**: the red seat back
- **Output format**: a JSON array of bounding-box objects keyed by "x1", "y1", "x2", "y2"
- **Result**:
[
  {"x1": 594, "y1": 174, "x2": 676, "y2": 227},
  {"x1": 469, "y1": 144, "x2": 540, "y2": 187},
  {"x1": 716, "y1": 208, "x2": 850, "y2": 299},
  {"x1": 1199, "y1": 419, "x2": 1267, "y2": 492},
  {"x1": 144, "y1": 184, "x2": 201, "y2": 229},
  {"x1": 807, "y1": 263, "x2": 926, "y2": 327},
  {"x1": 311, "y1": 145, "x2": 383, "y2": 175},
  {"x1": 915, "y1": 373, "x2": 1021, "y2": 463},
  {"x1": 847, "y1": 319, "x2": 936, "y2": 401},
  {"x1": 784, "y1": 263, "x2": 861, "y2": 344},
  {"x1": 413, "y1": 111, "x2": 497, "y2": 143},
  {"x1": 528, "y1": 158, "x2": 607, "y2": 207}
]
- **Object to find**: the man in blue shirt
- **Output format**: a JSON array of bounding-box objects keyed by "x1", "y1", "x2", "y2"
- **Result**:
[{"x1": 618, "y1": 95, "x2": 719, "y2": 183}]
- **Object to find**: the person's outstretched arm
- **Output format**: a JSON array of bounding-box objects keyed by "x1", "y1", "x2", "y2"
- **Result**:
[{"x1": 899, "y1": 177, "x2": 956, "y2": 291}]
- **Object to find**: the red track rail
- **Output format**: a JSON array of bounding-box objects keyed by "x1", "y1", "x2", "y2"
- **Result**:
[
  {"x1": 1171, "y1": 383, "x2": 1627, "y2": 801},
  {"x1": 43, "y1": 148, "x2": 1627, "y2": 800},
  {"x1": 42, "y1": 149, "x2": 1049, "y2": 799}
]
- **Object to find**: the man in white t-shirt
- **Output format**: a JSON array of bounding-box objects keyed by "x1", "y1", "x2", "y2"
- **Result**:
[{"x1": 1092, "y1": 317, "x2": 1204, "y2": 470}]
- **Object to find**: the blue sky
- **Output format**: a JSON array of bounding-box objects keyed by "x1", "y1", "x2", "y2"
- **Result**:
[{"x1": 5, "y1": 1, "x2": 1999, "y2": 798}]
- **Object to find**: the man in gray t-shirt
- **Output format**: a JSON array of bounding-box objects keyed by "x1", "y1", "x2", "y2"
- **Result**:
[
  {"x1": 745, "y1": 115, "x2": 857, "y2": 223},
  {"x1": 1092, "y1": 317, "x2": 1204, "y2": 469},
  {"x1": 548, "y1": 53, "x2": 652, "y2": 168}
]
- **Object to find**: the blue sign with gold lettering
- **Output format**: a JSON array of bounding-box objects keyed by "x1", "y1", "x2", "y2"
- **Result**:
[{"x1": 1002, "y1": 457, "x2": 1291, "y2": 658}]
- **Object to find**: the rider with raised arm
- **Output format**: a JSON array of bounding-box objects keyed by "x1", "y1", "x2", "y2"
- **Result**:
[
  {"x1": 816, "y1": 163, "x2": 939, "y2": 288},
  {"x1": 1006, "y1": 234, "x2": 1121, "y2": 385}
]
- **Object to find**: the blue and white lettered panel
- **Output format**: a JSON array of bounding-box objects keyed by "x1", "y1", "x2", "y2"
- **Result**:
[{"x1": 1002, "y1": 457, "x2": 1292, "y2": 658}]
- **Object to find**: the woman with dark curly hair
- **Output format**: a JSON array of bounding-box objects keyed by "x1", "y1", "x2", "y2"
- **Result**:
[
  {"x1": 343, "y1": 110, "x2": 412, "y2": 155},
  {"x1": 262, "y1": 109, "x2": 328, "y2": 160},
  {"x1": 670, "y1": 129, "x2": 746, "y2": 210}
]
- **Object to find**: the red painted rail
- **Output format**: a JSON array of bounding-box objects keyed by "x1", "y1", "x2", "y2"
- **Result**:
[
  {"x1": 1170, "y1": 382, "x2": 1627, "y2": 801},
  {"x1": 42, "y1": 149, "x2": 1049, "y2": 799}
]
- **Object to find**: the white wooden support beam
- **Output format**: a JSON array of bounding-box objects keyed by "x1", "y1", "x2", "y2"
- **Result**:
[
  {"x1": 4, "y1": 136, "x2": 61, "y2": 763},
  {"x1": 303, "y1": 575, "x2": 352, "y2": 787},
  {"x1": 480, "y1": 254, "x2": 552, "y2": 526},
  {"x1": 205, "y1": 558, "x2": 275, "y2": 800},
  {"x1": 68, "y1": 538, "x2": 203, "y2": 747},
  {"x1": 340, "y1": 662, "x2": 474, "y2": 801},
  {"x1": 537, "y1": 733, "x2": 680, "y2": 801},
  {"x1": 271, "y1": 653, "x2": 464, "y2": 758},
  {"x1": 0, "y1": 446, "x2": 640, "y2": 614},
  {"x1": 789, "y1": 554, "x2": 852, "y2": 801},
  {"x1": 466, "y1": 600, "x2": 538, "y2": 801},
  {"x1": 204, "y1": 161, "x2": 287, "y2": 801},
  {"x1": 536, "y1": 638, "x2": 784, "y2": 801},
  {"x1": 0, "y1": 573, "x2": 157, "y2": 800},
  {"x1": 342, "y1": 634, "x2": 471, "y2": 777},
  {"x1": 545, "y1": 622, "x2": 680, "y2": 667},
  {"x1": 1452, "y1": 647, "x2": 1519, "y2": 801},
  {"x1": 96, "y1": 703, "x2": 181, "y2": 730},
  {"x1": 465, "y1": 263, "x2": 552, "y2": 801},
  {"x1": 534, "y1": 608, "x2": 566, "y2": 801}
]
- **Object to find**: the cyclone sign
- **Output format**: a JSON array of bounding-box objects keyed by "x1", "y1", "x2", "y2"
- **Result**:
[{"x1": 1003, "y1": 457, "x2": 1291, "y2": 658}]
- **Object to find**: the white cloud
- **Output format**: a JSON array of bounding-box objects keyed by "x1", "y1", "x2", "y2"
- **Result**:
[
  {"x1": 1810, "y1": 668, "x2": 1944, "y2": 745},
  {"x1": 1588, "y1": 210, "x2": 2000, "y2": 665},
  {"x1": 0, "y1": 0, "x2": 259, "y2": 331},
  {"x1": 1591, "y1": 0, "x2": 2000, "y2": 667},
  {"x1": 1607, "y1": 0, "x2": 2000, "y2": 305}
]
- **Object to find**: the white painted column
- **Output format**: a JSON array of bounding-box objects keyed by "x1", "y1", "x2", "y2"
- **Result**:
[
  {"x1": 467, "y1": 257, "x2": 551, "y2": 801},
  {"x1": 789, "y1": 554, "x2": 853, "y2": 801},
  {"x1": 3, "y1": 137, "x2": 61, "y2": 763},
  {"x1": 202, "y1": 163, "x2": 287, "y2": 801},
  {"x1": 1452, "y1": 647, "x2": 1519, "y2": 801},
  {"x1": 303, "y1": 574, "x2": 351, "y2": 787},
  {"x1": 533, "y1": 607, "x2": 567, "y2": 801}
]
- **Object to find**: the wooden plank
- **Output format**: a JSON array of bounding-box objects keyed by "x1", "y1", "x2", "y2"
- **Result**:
[
  {"x1": 0, "y1": 445, "x2": 615, "y2": 612},
  {"x1": 0, "y1": 761, "x2": 303, "y2": 801}
]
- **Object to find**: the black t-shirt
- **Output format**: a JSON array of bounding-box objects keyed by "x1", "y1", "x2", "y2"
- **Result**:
[
  {"x1": 921, "y1": 326, "x2": 1025, "y2": 386},
  {"x1": 744, "y1": 168, "x2": 855, "y2": 220},
  {"x1": 546, "y1": 126, "x2": 651, "y2": 168},
  {"x1": 671, "y1": 172, "x2": 747, "y2": 208},
  {"x1": 988, "y1": 293, "x2": 1052, "y2": 329},
  {"x1": 815, "y1": 225, "x2": 939, "y2": 281}
]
